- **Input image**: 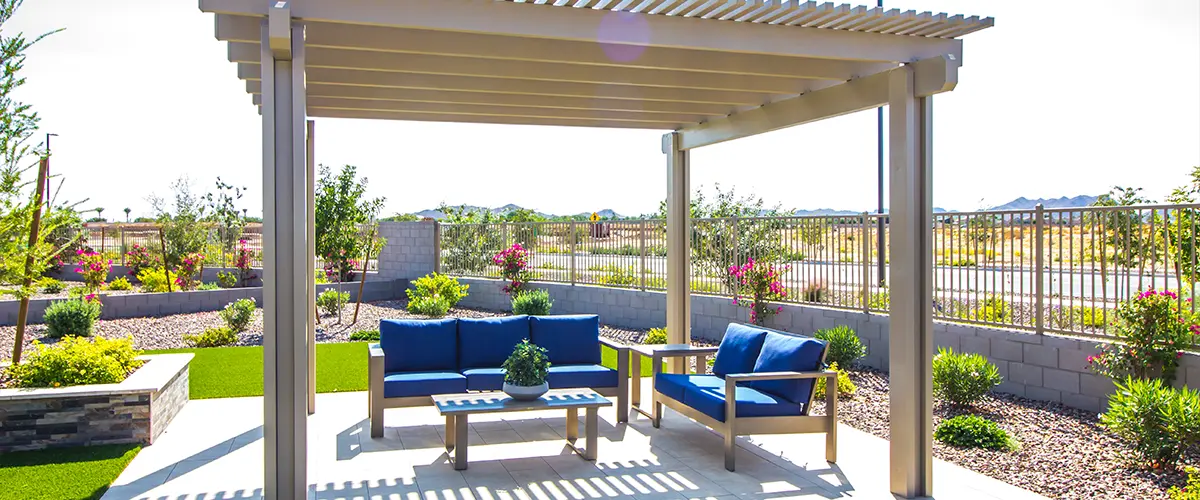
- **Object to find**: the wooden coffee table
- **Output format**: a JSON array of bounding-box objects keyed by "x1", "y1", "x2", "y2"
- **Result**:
[{"x1": 431, "y1": 388, "x2": 612, "y2": 470}]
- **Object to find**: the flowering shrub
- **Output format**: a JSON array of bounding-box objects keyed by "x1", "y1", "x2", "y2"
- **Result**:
[
  {"x1": 125, "y1": 243, "x2": 159, "y2": 279},
  {"x1": 1089, "y1": 289, "x2": 1198, "y2": 383},
  {"x1": 74, "y1": 249, "x2": 111, "y2": 290},
  {"x1": 233, "y1": 239, "x2": 258, "y2": 286},
  {"x1": 728, "y1": 258, "x2": 790, "y2": 326},
  {"x1": 323, "y1": 249, "x2": 358, "y2": 282},
  {"x1": 494, "y1": 243, "x2": 534, "y2": 297},
  {"x1": 174, "y1": 252, "x2": 204, "y2": 290}
]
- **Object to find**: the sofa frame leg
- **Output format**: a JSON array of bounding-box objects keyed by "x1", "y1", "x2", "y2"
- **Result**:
[
  {"x1": 370, "y1": 389, "x2": 384, "y2": 438},
  {"x1": 652, "y1": 401, "x2": 662, "y2": 428},
  {"x1": 723, "y1": 431, "x2": 736, "y2": 472}
]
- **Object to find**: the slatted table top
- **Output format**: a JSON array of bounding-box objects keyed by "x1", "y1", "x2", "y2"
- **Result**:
[{"x1": 431, "y1": 389, "x2": 611, "y2": 416}]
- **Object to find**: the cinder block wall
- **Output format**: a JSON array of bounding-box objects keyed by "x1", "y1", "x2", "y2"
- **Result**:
[
  {"x1": 454, "y1": 276, "x2": 1199, "y2": 413},
  {"x1": 376, "y1": 221, "x2": 437, "y2": 281}
]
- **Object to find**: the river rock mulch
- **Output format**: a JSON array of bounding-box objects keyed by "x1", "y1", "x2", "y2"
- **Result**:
[{"x1": 809, "y1": 367, "x2": 1194, "y2": 500}]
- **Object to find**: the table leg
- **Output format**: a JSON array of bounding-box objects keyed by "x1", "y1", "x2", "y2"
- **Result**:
[
  {"x1": 444, "y1": 415, "x2": 455, "y2": 452},
  {"x1": 566, "y1": 407, "x2": 579, "y2": 443},
  {"x1": 454, "y1": 413, "x2": 468, "y2": 470},
  {"x1": 631, "y1": 350, "x2": 642, "y2": 408},
  {"x1": 584, "y1": 407, "x2": 599, "y2": 461}
]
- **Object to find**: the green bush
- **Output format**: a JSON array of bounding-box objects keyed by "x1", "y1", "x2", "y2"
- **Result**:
[
  {"x1": 408, "y1": 295, "x2": 451, "y2": 317},
  {"x1": 219, "y1": 298, "x2": 256, "y2": 332},
  {"x1": 934, "y1": 415, "x2": 1016, "y2": 451},
  {"x1": 182, "y1": 326, "x2": 238, "y2": 347},
  {"x1": 802, "y1": 281, "x2": 827, "y2": 303},
  {"x1": 932, "y1": 347, "x2": 1002, "y2": 406},
  {"x1": 596, "y1": 265, "x2": 638, "y2": 287},
  {"x1": 512, "y1": 289, "x2": 553, "y2": 316},
  {"x1": 813, "y1": 362, "x2": 857, "y2": 400},
  {"x1": 644, "y1": 327, "x2": 667, "y2": 344},
  {"x1": 814, "y1": 325, "x2": 867, "y2": 368},
  {"x1": 136, "y1": 267, "x2": 178, "y2": 293},
  {"x1": 314, "y1": 268, "x2": 330, "y2": 285},
  {"x1": 317, "y1": 289, "x2": 349, "y2": 316},
  {"x1": 5, "y1": 336, "x2": 143, "y2": 388},
  {"x1": 216, "y1": 270, "x2": 239, "y2": 288},
  {"x1": 349, "y1": 329, "x2": 379, "y2": 342},
  {"x1": 197, "y1": 282, "x2": 220, "y2": 290},
  {"x1": 105, "y1": 277, "x2": 133, "y2": 291},
  {"x1": 38, "y1": 277, "x2": 64, "y2": 294},
  {"x1": 1101, "y1": 377, "x2": 1200, "y2": 466},
  {"x1": 43, "y1": 298, "x2": 103, "y2": 338},
  {"x1": 502, "y1": 339, "x2": 550, "y2": 386},
  {"x1": 973, "y1": 297, "x2": 1012, "y2": 323},
  {"x1": 1169, "y1": 467, "x2": 1200, "y2": 500},
  {"x1": 406, "y1": 273, "x2": 469, "y2": 309}
]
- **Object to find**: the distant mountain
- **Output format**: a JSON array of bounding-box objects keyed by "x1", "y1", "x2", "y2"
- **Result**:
[
  {"x1": 409, "y1": 204, "x2": 616, "y2": 220},
  {"x1": 988, "y1": 195, "x2": 1099, "y2": 211},
  {"x1": 793, "y1": 208, "x2": 860, "y2": 217}
]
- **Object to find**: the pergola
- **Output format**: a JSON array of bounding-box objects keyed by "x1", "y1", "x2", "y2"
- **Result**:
[{"x1": 197, "y1": 1, "x2": 993, "y2": 498}]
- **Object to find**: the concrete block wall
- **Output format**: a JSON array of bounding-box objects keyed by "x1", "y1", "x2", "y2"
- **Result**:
[
  {"x1": 376, "y1": 221, "x2": 437, "y2": 281},
  {"x1": 454, "y1": 276, "x2": 1198, "y2": 413}
]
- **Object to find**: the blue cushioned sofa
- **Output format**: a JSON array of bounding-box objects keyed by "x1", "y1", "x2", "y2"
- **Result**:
[
  {"x1": 651, "y1": 323, "x2": 837, "y2": 471},
  {"x1": 368, "y1": 314, "x2": 628, "y2": 437}
]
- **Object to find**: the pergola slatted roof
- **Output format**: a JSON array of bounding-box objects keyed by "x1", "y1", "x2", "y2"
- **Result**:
[{"x1": 202, "y1": 0, "x2": 991, "y2": 132}]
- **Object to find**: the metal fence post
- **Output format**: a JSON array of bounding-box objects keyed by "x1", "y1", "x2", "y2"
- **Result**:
[
  {"x1": 639, "y1": 219, "x2": 647, "y2": 291},
  {"x1": 1034, "y1": 203, "x2": 1045, "y2": 335},
  {"x1": 120, "y1": 227, "x2": 126, "y2": 266},
  {"x1": 862, "y1": 212, "x2": 870, "y2": 313},
  {"x1": 569, "y1": 220, "x2": 577, "y2": 285},
  {"x1": 433, "y1": 221, "x2": 442, "y2": 274},
  {"x1": 731, "y1": 216, "x2": 740, "y2": 267}
]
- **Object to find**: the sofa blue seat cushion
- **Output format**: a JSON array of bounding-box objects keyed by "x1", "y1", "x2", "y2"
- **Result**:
[
  {"x1": 711, "y1": 323, "x2": 768, "y2": 377},
  {"x1": 383, "y1": 371, "x2": 466, "y2": 398},
  {"x1": 380, "y1": 318, "x2": 458, "y2": 373},
  {"x1": 664, "y1": 374, "x2": 802, "y2": 423},
  {"x1": 654, "y1": 373, "x2": 725, "y2": 403},
  {"x1": 462, "y1": 368, "x2": 506, "y2": 391},
  {"x1": 457, "y1": 315, "x2": 531, "y2": 369},
  {"x1": 749, "y1": 332, "x2": 827, "y2": 407},
  {"x1": 529, "y1": 315, "x2": 602, "y2": 365},
  {"x1": 547, "y1": 364, "x2": 619, "y2": 389}
]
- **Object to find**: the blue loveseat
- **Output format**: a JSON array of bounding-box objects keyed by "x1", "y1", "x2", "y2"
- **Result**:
[
  {"x1": 651, "y1": 323, "x2": 838, "y2": 471},
  {"x1": 368, "y1": 314, "x2": 628, "y2": 437}
]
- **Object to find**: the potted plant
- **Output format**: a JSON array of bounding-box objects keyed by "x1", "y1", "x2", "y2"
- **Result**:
[{"x1": 501, "y1": 339, "x2": 550, "y2": 401}]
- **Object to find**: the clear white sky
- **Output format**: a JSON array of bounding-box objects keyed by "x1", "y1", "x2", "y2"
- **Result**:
[{"x1": 6, "y1": 0, "x2": 1199, "y2": 219}]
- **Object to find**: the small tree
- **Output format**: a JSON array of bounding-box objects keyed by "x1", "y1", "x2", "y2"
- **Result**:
[
  {"x1": 204, "y1": 177, "x2": 246, "y2": 253},
  {"x1": 439, "y1": 204, "x2": 503, "y2": 273},
  {"x1": 315, "y1": 165, "x2": 384, "y2": 281},
  {"x1": 148, "y1": 177, "x2": 208, "y2": 270}
]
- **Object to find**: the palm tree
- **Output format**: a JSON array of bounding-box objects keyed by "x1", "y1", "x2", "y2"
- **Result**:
[
  {"x1": 95, "y1": 207, "x2": 104, "y2": 221},
  {"x1": 124, "y1": 207, "x2": 131, "y2": 222}
]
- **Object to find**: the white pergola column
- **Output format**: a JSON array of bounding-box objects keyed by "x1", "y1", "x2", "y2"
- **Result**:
[
  {"x1": 663, "y1": 132, "x2": 690, "y2": 370},
  {"x1": 306, "y1": 119, "x2": 316, "y2": 415},
  {"x1": 261, "y1": 4, "x2": 308, "y2": 499},
  {"x1": 887, "y1": 64, "x2": 934, "y2": 498}
]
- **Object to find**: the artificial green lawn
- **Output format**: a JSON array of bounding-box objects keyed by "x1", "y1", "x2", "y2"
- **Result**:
[
  {"x1": 0, "y1": 444, "x2": 140, "y2": 500},
  {"x1": 147, "y1": 342, "x2": 650, "y2": 399}
]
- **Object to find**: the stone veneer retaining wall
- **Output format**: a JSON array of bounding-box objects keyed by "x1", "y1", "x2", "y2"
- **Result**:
[
  {"x1": 0, "y1": 279, "x2": 404, "y2": 326},
  {"x1": 455, "y1": 277, "x2": 1199, "y2": 413},
  {"x1": 0, "y1": 353, "x2": 193, "y2": 452}
]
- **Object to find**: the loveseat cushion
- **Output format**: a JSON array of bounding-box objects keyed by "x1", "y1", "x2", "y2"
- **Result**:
[
  {"x1": 681, "y1": 382, "x2": 802, "y2": 422},
  {"x1": 547, "y1": 364, "x2": 619, "y2": 389},
  {"x1": 712, "y1": 324, "x2": 768, "y2": 377},
  {"x1": 654, "y1": 373, "x2": 724, "y2": 402},
  {"x1": 458, "y1": 315, "x2": 530, "y2": 369},
  {"x1": 749, "y1": 331, "x2": 827, "y2": 406},
  {"x1": 529, "y1": 315, "x2": 601, "y2": 365},
  {"x1": 462, "y1": 368, "x2": 506, "y2": 391},
  {"x1": 380, "y1": 318, "x2": 458, "y2": 372},
  {"x1": 383, "y1": 371, "x2": 466, "y2": 398}
]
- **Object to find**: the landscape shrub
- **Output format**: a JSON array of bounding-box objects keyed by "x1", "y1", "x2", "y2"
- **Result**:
[
  {"x1": 934, "y1": 415, "x2": 1016, "y2": 451},
  {"x1": 219, "y1": 298, "x2": 256, "y2": 332},
  {"x1": 196, "y1": 282, "x2": 221, "y2": 290},
  {"x1": 216, "y1": 270, "x2": 239, "y2": 288},
  {"x1": 314, "y1": 268, "x2": 329, "y2": 285},
  {"x1": 950, "y1": 258, "x2": 977, "y2": 267},
  {"x1": 74, "y1": 249, "x2": 111, "y2": 290},
  {"x1": 5, "y1": 336, "x2": 143, "y2": 388},
  {"x1": 813, "y1": 362, "x2": 857, "y2": 400},
  {"x1": 814, "y1": 325, "x2": 867, "y2": 368},
  {"x1": 512, "y1": 289, "x2": 553, "y2": 316},
  {"x1": 174, "y1": 252, "x2": 204, "y2": 290},
  {"x1": 802, "y1": 281, "x2": 827, "y2": 303},
  {"x1": 596, "y1": 265, "x2": 638, "y2": 287},
  {"x1": 231, "y1": 239, "x2": 258, "y2": 286},
  {"x1": 105, "y1": 277, "x2": 133, "y2": 291},
  {"x1": 868, "y1": 289, "x2": 890, "y2": 310},
  {"x1": 124, "y1": 243, "x2": 159, "y2": 279},
  {"x1": 43, "y1": 297, "x2": 103, "y2": 338},
  {"x1": 932, "y1": 347, "x2": 1002, "y2": 406},
  {"x1": 406, "y1": 273, "x2": 469, "y2": 309},
  {"x1": 183, "y1": 326, "x2": 238, "y2": 348},
  {"x1": 729, "y1": 257, "x2": 790, "y2": 326},
  {"x1": 137, "y1": 267, "x2": 178, "y2": 293},
  {"x1": 494, "y1": 243, "x2": 534, "y2": 297},
  {"x1": 1090, "y1": 289, "x2": 1198, "y2": 383},
  {"x1": 972, "y1": 296, "x2": 1012, "y2": 324},
  {"x1": 317, "y1": 289, "x2": 349, "y2": 316},
  {"x1": 644, "y1": 327, "x2": 667, "y2": 344},
  {"x1": 407, "y1": 295, "x2": 451, "y2": 317},
  {"x1": 1169, "y1": 467, "x2": 1200, "y2": 500},
  {"x1": 349, "y1": 329, "x2": 379, "y2": 342},
  {"x1": 1101, "y1": 377, "x2": 1200, "y2": 467},
  {"x1": 38, "y1": 277, "x2": 63, "y2": 294}
]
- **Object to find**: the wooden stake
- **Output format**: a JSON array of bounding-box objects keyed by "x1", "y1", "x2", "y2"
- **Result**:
[
  {"x1": 352, "y1": 227, "x2": 376, "y2": 324},
  {"x1": 12, "y1": 157, "x2": 50, "y2": 364}
]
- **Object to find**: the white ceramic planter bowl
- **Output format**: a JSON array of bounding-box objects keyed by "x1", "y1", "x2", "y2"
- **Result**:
[{"x1": 503, "y1": 382, "x2": 549, "y2": 401}]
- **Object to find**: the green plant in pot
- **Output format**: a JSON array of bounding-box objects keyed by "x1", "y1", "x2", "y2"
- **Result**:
[{"x1": 501, "y1": 339, "x2": 551, "y2": 401}]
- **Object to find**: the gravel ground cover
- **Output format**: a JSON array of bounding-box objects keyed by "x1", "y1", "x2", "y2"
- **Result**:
[{"x1": 809, "y1": 368, "x2": 1194, "y2": 499}]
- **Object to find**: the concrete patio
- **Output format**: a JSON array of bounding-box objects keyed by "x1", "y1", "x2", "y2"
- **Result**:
[{"x1": 102, "y1": 383, "x2": 1044, "y2": 500}]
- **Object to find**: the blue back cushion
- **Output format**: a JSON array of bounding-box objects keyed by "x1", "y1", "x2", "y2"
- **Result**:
[
  {"x1": 458, "y1": 315, "x2": 531, "y2": 369},
  {"x1": 749, "y1": 331, "x2": 827, "y2": 405},
  {"x1": 712, "y1": 324, "x2": 768, "y2": 377},
  {"x1": 529, "y1": 315, "x2": 601, "y2": 365},
  {"x1": 379, "y1": 318, "x2": 458, "y2": 372}
]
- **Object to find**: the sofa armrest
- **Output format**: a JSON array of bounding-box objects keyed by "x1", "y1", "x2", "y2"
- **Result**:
[
  {"x1": 598, "y1": 337, "x2": 627, "y2": 353},
  {"x1": 724, "y1": 370, "x2": 837, "y2": 383},
  {"x1": 369, "y1": 343, "x2": 384, "y2": 359}
]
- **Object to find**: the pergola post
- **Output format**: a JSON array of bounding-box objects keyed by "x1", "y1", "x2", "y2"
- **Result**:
[
  {"x1": 887, "y1": 64, "x2": 934, "y2": 498},
  {"x1": 261, "y1": 4, "x2": 308, "y2": 499},
  {"x1": 663, "y1": 132, "x2": 690, "y2": 371},
  {"x1": 306, "y1": 119, "x2": 316, "y2": 415}
]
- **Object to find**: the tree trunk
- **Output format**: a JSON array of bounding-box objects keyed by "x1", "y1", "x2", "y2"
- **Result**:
[{"x1": 12, "y1": 157, "x2": 51, "y2": 364}]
